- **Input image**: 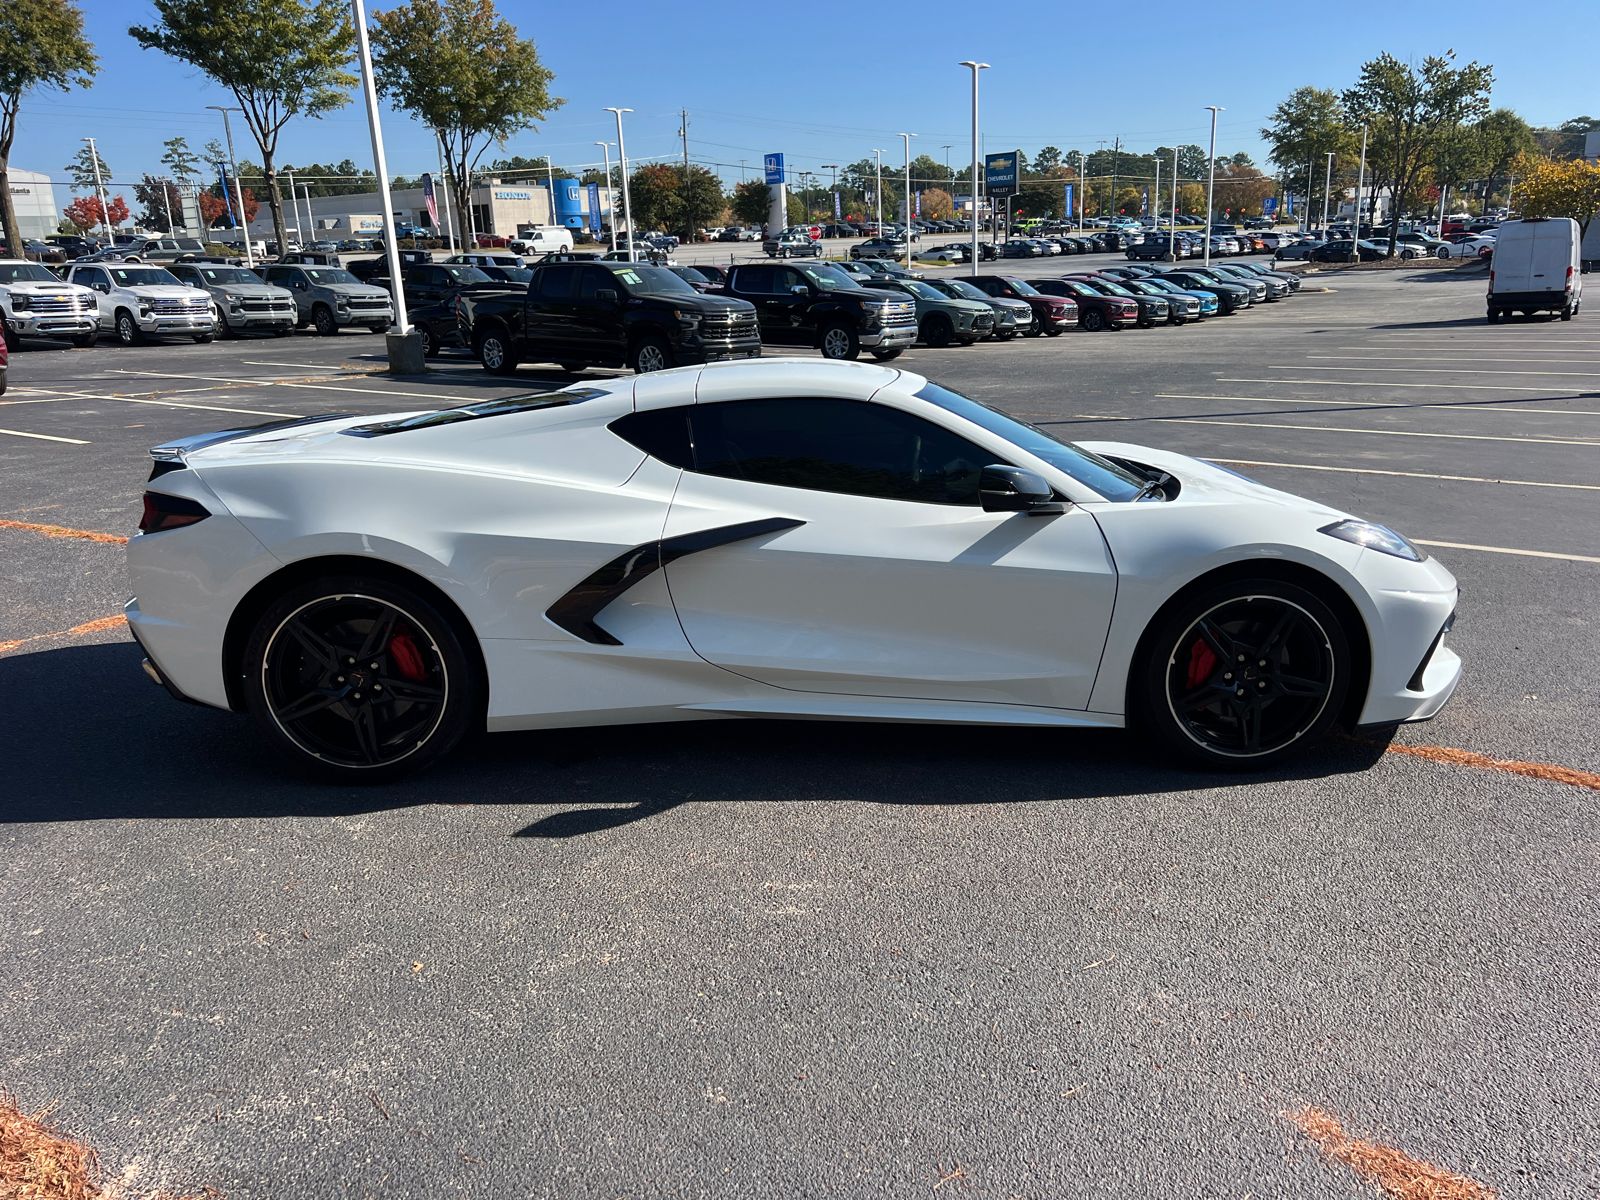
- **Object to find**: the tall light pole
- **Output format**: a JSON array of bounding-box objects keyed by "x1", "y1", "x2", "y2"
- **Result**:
[
  {"x1": 1167, "y1": 146, "x2": 1178, "y2": 258},
  {"x1": 205, "y1": 108, "x2": 254, "y2": 269},
  {"x1": 1203, "y1": 105, "x2": 1223, "y2": 266},
  {"x1": 1321, "y1": 151, "x2": 1335, "y2": 235},
  {"x1": 595, "y1": 141, "x2": 617, "y2": 252},
  {"x1": 958, "y1": 61, "x2": 988, "y2": 276},
  {"x1": 79, "y1": 137, "x2": 110, "y2": 242},
  {"x1": 350, "y1": 0, "x2": 411, "y2": 350},
  {"x1": 941, "y1": 144, "x2": 952, "y2": 201},
  {"x1": 899, "y1": 132, "x2": 915, "y2": 267},
  {"x1": 872, "y1": 148, "x2": 884, "y2": 236},
  {"x1": 604, "y1": 107, "x2": 635, "y2": 261},
  {"x1": 1351, "y1": 123, "x2": 1368, "y2": 261},
  {"x1": 434, "y1": 130, "x2": 456, "y2": 252},
  {"x1": 821, "y1": 164, "x2": 838, "y2": 227},
  {"x1": 286, "y1": 168, "x2": 302, "y2": 245}
]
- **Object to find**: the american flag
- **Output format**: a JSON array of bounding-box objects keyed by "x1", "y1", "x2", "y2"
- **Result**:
[{"x1": 422, "y1": 173, "x2": 438, "y2": 227}]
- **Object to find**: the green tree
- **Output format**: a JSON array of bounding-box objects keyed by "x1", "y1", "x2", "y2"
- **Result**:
[
  {"x1": 1342, "y1": 50, "x2": 1495, "y2": 255},
  {"x1": 1533, "y1": 116, "x2": 1600, "y2": 161},
  {"x1": 627, "y1": 163, "x2": 680, "y2": 233},
  {"x1": 1033, "y1": 146, "x2": 1062, "y2": 173},
  {"x1": 63, "y1": 141, "x2": 110, "y2": 190},
  {"x1": 133, "y1": 174, "x2": 182, "y2": 231},
  {"x1": 1176, "y1": 144, "x2": 1208, "y2": 182},
  {"x1": 370, "y1": 0, "x2": 560, "y2": 247},
  {"x1": 676, "y1": 164, "x2": 724, "y2": 240},
  {"x1": 130, "y1": 0, "x2": 356, "y2": 261},
  {"x1": 0, "y1": 0, "x2": 97, "y2": 253},
  {"x1": 730, "y1": 179, "x2": 769, "y2": 228},
  {"x1": 1261, "y1": 85, "x2": 1360, "y2": 208},
  {"x1": 160, "y1": 135, "x2": 202, "y2": 186},
  {"x1": 1476, "y1": 109, "x2": 1537, "y2": 200}
]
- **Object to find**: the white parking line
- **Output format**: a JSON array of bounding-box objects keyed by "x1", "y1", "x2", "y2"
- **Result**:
[
  {"x1": 1074, "y1": 414, "x2": 1600, "y2": 447},
  {"x1": 1414, "y1": 540, "x2": 1600, "y2": 565},
  {"x1": 1220, "y1": 377, "x2": 1588, "y2": 393},
  {"x1": 1209, "y1": 459, "x2": 1600, "y2": 491},
  {"x1": 1274, "y1": 364, "x2": 1600, "y2": 378},
  {"x1": 240, "y1": 361, "x2": 369, "y2": 371},
  {"x1": 278, "y1": 382, "x2": 459, "y2": 400},
  {"x1": 0, "y1": 428, "x2": 88, "y2": 444},
  {"x1": 1157, "y1": 393, "x2": 1600, "y2": 417},
  {"x1": 45, "y1": 391, "x2": 288, "y2": 417},
  {"x1": 1320, "y1": 354, "x2": 1600, "y2": 364}
]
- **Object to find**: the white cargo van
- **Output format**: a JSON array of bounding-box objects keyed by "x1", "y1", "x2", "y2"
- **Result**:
[
  {"x1": 510, "y1": 227, "x2": 574, "y2": 255},
  {"x1": 1486, "y1": 218, "x2": 1582, "y2": 322}
]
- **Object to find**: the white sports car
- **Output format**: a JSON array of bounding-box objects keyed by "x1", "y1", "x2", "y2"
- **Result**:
[{"x1": 127, "y1": 359, "x2": 1461, "y2": 781}]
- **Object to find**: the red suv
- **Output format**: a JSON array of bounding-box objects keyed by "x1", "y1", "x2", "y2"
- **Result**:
[
  {"x1": 1028, "y1": 278, "x2": 1139, "y2": 331},
  {"x1": 965, "y1": 275, "x2": 1077, "y2": 336}
]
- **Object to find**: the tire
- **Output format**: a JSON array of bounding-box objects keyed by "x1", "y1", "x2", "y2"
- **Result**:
[
  {"x1": 477, "y1": 326, "x2": 519, "y2": 375},
  {"x1": 1401, "y1": 249, "x2": 1416, "y2": 260},
  {"x1": 115, "y1": 310, "x2": 144, "y2": 345},
  {"x1": 631, "y1": 334, "x2": 673, "y2": 373},
  {"x1": 1137, "y1": 578, "x2": 1350, "y2": 769},
  {"x1": 417, "y1": 323, "x2": 439, "y2": 357},
  {"x1": 1561, "y1": 304, "x2": 1575, "y2": 321},
  {"x1": 272, "y1": 327, "x2": 292, "y2": 338},
  {"x1": 241, "y1": 574, "x2": 477, "y2": 783},
  {"x1": 1080, "y1": 308, "x2": 1106, "y2": 332},
  {"x1": 192, "y1": 332, "x2": 214, "y2": 343},
  {"x1": 1137, "y1": 316, "x2": 1155, "y2": 329},
  {"x1": 312, "y1": 305, "x2": 338, "y2": 336},
  {"x1": 994, "y1": 330, "x2": 1016, "y2": 341},
  {"x1": 921, "y1": 314, "x2": 954, "y2": 348},
  {"x1": 1486, "y1": 309, "x2": 1500, "y2": 324},
  {"x1": 72, "y1": 332, "x2": 98, "y2": 348},
  {"x1": 2, "y1": 328, "x2": 18, "y2": 353},
  {"x1": 1044, "y1": 324, "x2": 1063, "y2": 336},
  {"x1": 819, "y1": 323, "x2": 860, "y2": 361},
  {"x1": 1436, "y1": 247, "x2": 1450, "y2": 259},
  {"x1": 870, "y1": 348, "x2": 903, "y2": 362}
]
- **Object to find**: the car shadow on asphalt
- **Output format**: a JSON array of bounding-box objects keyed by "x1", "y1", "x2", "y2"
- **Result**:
[{"x1": 0, "y1": 641, "x2": 1391, "y2": 832}]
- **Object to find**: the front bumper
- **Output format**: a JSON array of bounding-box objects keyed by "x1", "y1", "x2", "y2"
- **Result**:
[
  {"x1": 8, "y1": 312, "x2": 97, "y2": 337},
  {"x1": 336, "y1": 306, "x2": 394, "y2": 326},
  {"x1": 224, "y1": 308, "x2": 297, "y2": 330},
  {"x1": 860, "y1": 322, "x2": 918, "y2": 348},
  {"x1": 141, "y1": 312, "x2": 215, "y2": 333}
]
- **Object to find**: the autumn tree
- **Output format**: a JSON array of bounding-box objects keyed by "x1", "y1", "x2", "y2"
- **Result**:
[
  {"x1": 1342, "y1": 50, "x2": 1494, "y2": 256},
  {"x1": 1214, "y1": 165, "x2": 1277, "y2": 217},
  {"x1": 921, "y1": 187, "x2": 954, "y2": 219},
  {"x1": 1513, "y1": 154, "x2": 1600, "y2": 236},
  {"x1": 371, "y1": 0, "x2": 560, "y2": 248},
  {"x1": 199, "y1": 185, "x2": 259, "y2": 228},
  {"x1": 133, "y1": 175, "x2": 183, "y2": 231},
  {"x1": 130, "y1": 0, "x2": 356, "y2": 257},
  {"x1": 62, "y1": 194, "x2": 128, "y2": 233},
  {"x1": 0, "y1": 0, "x2": 97, "y2": 254}
]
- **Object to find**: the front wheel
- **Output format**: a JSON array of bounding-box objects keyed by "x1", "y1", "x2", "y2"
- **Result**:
[
  {"x1": 417, "y1": 323, "x2": 439, "y2": 357},
  {"x1": 1436, "y1": 247, "x2": 1450, "y2": 259},
  {"x1": 819, "y1": 323, "x2": 860, "y2": 361},
  {"x1": 241, "y1": 575, "x2": 478, "y2": 783},
  {"x1": 921, "y1": 314, "x2": 953, "y2": 348},
  {"x1": 193, "y1": 331, "x2": 214, "y2": 343},
  {"x1": 1137, "y1": 579, "x2": 1350, "y2": 769},
  {"x1": 72, "y1": 332, "x2": 98, "y2": 348},
  {"x1": 115, "y1": 312, "x2": 144, "y2": 345},
  {"x1": 870, "y1": 347, "x2": 903, "y2": 362},
  {"x1": 1080, "y1": 308, "x2": 1105, "y2": 333},
  {"x1": 631, "y1": 334, "x2": 674, "y2": 373},
  {"x1": 478, "y1": 327, "x2": 519, "y2": 375},
  {"x1": 312, "y1": 306, "x2": 338, "y2": 336}
]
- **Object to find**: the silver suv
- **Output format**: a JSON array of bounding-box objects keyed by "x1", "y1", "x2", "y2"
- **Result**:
[
  {"x1": 63, "y1": 262, "x2": 216, "y2": 344},
  {"x1": 168, "y1": 263, "x2": 297, "y2": 338},
  {"x1": 259, "y1": 264, "x2": 393, "y2": 335}
]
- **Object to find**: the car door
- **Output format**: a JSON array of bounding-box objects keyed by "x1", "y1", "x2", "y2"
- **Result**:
[
  {"x1": 571, "y1": 266, "x2": 624, "y2": 363},
  {"x1": 658, "y1": 395, "x2": 1118, "y2": 711},
  {"x1": 733, "y1": 265, "x2": 789, "y2": 341},
  {"x1": 524, "y1": 263, "x2": 581, "y2": 354},
  {"x1": 72, "y1": 267, "x2": 112, "y2": 326},
  {"x1": 263, "y1": 267, "x2": 309, "y2": 318}
]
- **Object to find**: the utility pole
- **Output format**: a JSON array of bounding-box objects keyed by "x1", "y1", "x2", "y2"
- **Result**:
[
  {"x1": 80, "y1": 137, "x2": 110, "y2": 242},
  {"x1": 959, "y1": 61, "x2": 988, "y2": 276},
  {"x1": 595, "y1": 141, "x2": 617, "y2": 252},
  {"x1": 1166, "y1": 146, "x2": 1177, "y2": 258},
  {"x1": 1321, "y1": 152, "x2": 1334, "y2": 234},
  {"x1": 605, "y1": 107, "x2": 635, "y2": 261},
  {"x1": 1153, "y1": 155, "x2": 1160, "y2": 230},
  {"x1": 900, "y1": 132, "x2": 915, "y2": 268},
  {"x1": 435, "y1": 130, "x2": 456, "y2": 252},
  {"x1": 1203, "y1": 106, "x2": 1223, "y2": 267},
  {"x1": 1109, "y1": 136, "x2": 1121, "y2": 215},
  {"x1": 821, "y1": 164, "x2": 838, "y2": 227},
  {"x1": 679, "y1": 108, "x2": 691, "y2": 242},
  {"x1": 205, "y1": 109, "x2": 254, "y2": 268},
  {"x1": 873, "y1": 148, "x2": 884, "y2": 236}
]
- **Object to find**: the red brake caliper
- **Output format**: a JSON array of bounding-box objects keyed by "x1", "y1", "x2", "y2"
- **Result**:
[
  {"x1": 388, "y1": 632, "x2": 427, "y2": 681},
  {"x1": 1185, "y1": 639, "x2": 1218, "y2": 693}
]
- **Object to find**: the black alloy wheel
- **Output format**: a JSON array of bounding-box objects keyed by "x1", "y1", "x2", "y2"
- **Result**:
[
  {"x1": 1141, "y1": 581, "x2": 1349, "y2": 768},
  {"x1": 243, "y1": 577, "x2": 476, "y2": 782},
  {"x1": 1080, "y1": 308, "x2": 1105, "y2": 332},
  {"x1": 313, "y1": 305, "x2": 339, "y2": 336},
  {"x1": 922, "y1": 314, "x2": 953, "y2": 348},
  {"x1": 417, "y1": 323, "x2": 438, "y2": 357}
]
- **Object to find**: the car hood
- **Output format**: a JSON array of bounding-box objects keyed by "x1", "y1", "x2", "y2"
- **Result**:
[
  {"x1": 1077, "y1": 441, "x2": 1348, "y2": 517},
  {"x1": 683, "y1": 295, "x2": 757, "y2": 316},
  {"x1": 4, "y1": 281, "x2": 91, "y2": 295},
  {"x1": 322, "y1": 283, "x2": 392, "y2": 298},
  {"x1": 207, "y1": 284, "x2": 292, "y2": 299},
  {"x1": 123, "y1": 285, "x2": 208, "y2": 299}
]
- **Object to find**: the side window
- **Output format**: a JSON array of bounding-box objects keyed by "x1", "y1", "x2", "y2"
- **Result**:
[
  {"x1": 687, "y1": 399, "x2": 1001, "y2": 506},
  {"x1": 578, "y1": 267, "x2": 613, "y2": 299},
  {"x1": 262, "y1": 266, "x2": 286, "y2": 284},
  {"x1": 773, "y1": 267, "x2": 807, "y2": 293},
  {"x1": 79, "y1": 268, "x2": 107, "y2": 289},
  {"x1": 733, "y1": 265, "x2": 773, "y2": 294},
  {"x1": 608, "y1": 407, "x2": 694, "y2": 468},
  {"x1": 973, "y1": 279, "x2": 1000, "y2": 297},
  {"x1": 537, "y1": 264, "x2": 578, "y2": 300}
]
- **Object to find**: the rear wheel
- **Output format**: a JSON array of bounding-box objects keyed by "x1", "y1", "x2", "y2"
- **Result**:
[
  {"x1": 1561, "y1": 304, "x2": 1575, "y2": 321},
  {"x1": 417, "y1": 323, "x2": 439, "y2": 357},
  {"x1": 1138, "y1": 579, "x2": 1349, "y2": 769},
  {"x1": 1487, "y1": 308, "x2": 1500, "y2": 324},
  {"x1": 819, "y1": 323, "x2": 860, "y2": 361},
  {"x1": 1081, "y1": 308, "x2": 1105, "y2": 333},
  {"x1": 242, "y1": 575, "x2": 477, "y2": 783}
]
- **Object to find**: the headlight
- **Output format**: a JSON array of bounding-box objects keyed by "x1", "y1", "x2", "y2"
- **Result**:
[
  {"x1": 1319, "y1": 519, "x2": 1426, "y2": 562},
  {"x1": 335, "y1": 296, "x2": 350, "y2": 308},
  {"x1": 10, "y1": 294, "x2": 30, "y2": 311},
  {"x1": 675, "y1": 310, "x2": 701, "y2": 329}
]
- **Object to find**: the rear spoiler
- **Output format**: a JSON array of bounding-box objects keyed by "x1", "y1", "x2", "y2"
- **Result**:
[{"x1": 149, "y1": 412, "x2": 356, "y2": 466}]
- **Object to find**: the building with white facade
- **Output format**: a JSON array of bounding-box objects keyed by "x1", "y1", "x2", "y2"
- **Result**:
[{"x1": 7, "y1": 169, "x2": 62, "y2": 240}]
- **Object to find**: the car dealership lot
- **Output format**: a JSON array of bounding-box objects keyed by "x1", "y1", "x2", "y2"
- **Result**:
[{"x1": 3, "y1": 268, "x2": 1599, "y2": 1198}]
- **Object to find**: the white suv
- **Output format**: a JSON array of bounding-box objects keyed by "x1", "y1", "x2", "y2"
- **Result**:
[
  {"x1": 64, "y1": 263, "x2": 216, "y2": 344},
  {"x1": 0, "y1": 259, "x2": 100, "y2": 348}
]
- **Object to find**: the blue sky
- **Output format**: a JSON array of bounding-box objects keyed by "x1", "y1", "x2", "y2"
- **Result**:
[{"x1": 16, "y1": 0, "x2": 1598, "y2": 199}]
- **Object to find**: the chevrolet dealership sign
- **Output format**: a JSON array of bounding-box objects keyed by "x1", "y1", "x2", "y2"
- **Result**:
[{"x1": 985, "y1": 151, "x2": 1020, "y2": 195}]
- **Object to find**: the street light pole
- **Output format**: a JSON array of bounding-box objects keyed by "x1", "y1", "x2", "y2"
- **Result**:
[
  {"x1": 205, "y1": 108, "x2": 254, "y2": 269},
  {"x1": 1168, "y1": 146, "x2": 1178, "y2": 254},
  {"x1": 899, "y1": 132, "x2": 915, "y2": 268},
  {"x1": 821, "y1": 164, "x2": 838, "y2": 228},
  {"x1": 958, "y1": 60, "x2": 988, "y2": 277},
  {"x1": 872, "y1": 149, "x2": 884, "y2": 236},
  {"x1": 1321, "y1": 151, "x2": 1335, "y2": 235},
  {"x1": 604, "y1": 107, "x2": 635, "y2": 261},
  {"x1": 350, "y1": 0, "x2": 413, "y2": 357},
  {"x1": 435, "y1": 130, "x2": 456, "y2": 252},
  {"x1": 1352, "y1": 123, "x2": 1368, "y2": 260},
  {"x1": 595, "y1": 141, "x2": 617, "y2": 252},
  {"x1": 80, "y1": 137, "x2": 110, "y2": 243},
  {"x1": 1203, "y1": 105, "x2": 1223, "y2": 267},
  {"x1": 286, "y1": 168, "x2": 302, "y2": 246}
]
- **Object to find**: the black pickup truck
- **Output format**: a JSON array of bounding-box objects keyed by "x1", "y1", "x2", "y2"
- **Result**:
[
  {"x1": 454, "y1": 260, "x2": 761, "y2": 375},
  {"x1": 720, "y1": 260, "x2": 918, "y2": 361}
]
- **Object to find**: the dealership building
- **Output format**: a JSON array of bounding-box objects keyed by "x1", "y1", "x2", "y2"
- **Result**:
[
  {"x1": 243, "y1": 177, "x2": 616, "y2": 242},
  {"x1": 7, "y1": 169, "x2": 62, "y2": 240}
]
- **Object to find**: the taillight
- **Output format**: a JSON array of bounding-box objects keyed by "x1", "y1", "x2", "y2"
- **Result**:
[{"x1": 139, "y1": 491, "x2": 210, "y2": 534}]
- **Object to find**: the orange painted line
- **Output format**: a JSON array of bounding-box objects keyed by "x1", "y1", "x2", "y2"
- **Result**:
[
  {"x1": 1386, "y1": 741, "x2": 1600, "y2": 791},
  {"x1": 0, "y1": 519, "x2": 128, "y2": 545},
  {"x1": 0, "y1": 613, "x2": 127, "y2": 655},
  {"x1": 1285, "y1": 1105, "x2": 1496, "y2": 1199}
]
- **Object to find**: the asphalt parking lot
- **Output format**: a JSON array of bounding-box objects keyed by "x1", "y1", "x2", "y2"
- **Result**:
[{"x1": 3, "y1": 260, "x2": 1598, "y2": 1198}]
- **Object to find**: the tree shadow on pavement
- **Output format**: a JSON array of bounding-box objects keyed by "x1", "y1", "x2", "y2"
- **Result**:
[{"x1": 0, "y1": 641, "x2": 1392, "y2": 833}]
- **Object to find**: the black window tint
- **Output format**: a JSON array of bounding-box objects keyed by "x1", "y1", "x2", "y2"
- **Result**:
[
  {"x1": 688, "y1": 399, "x2": 998, "y2": 506},
  {"x1": 538, "y1": 264, "x2": 578, "y2": 300},
  {"x1": 773, "y1": 267, "x2": 807, "y2": 292},
  {"x1": 973, "y1": 278, "x2": 1001, "y2": 296},
  {"x1": 609, "y1": 407, "x2": 694, "y2": 469},
  {"x1": 734, "y1": 265, "x2": 773, "y2": 293},
  {"x1": 578, "y1": 266, "x2": 612, "y2": 299}
]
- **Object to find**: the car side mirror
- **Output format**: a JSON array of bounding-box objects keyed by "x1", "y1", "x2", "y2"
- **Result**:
[
  {"x1": 95, "y1": 283, "x2": 110, "y2": 294},
  {"x1": 596, "y1": 289, "x2": 617, "y2": 302},
  {"x1": 980, "y1": 465, "x2": 1066, "y2": 515},
  {"x1": 791, "y1": 285, "x2": 808, "y2": 296}
]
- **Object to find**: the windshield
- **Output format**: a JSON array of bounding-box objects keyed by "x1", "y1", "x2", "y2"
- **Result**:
[
  {"x1": 0, "y1": 263, "x2": 61, "y2": 283},
  {"x1": 902, "y1": 280, "x2": 946, "y2": 300},
  {"x1": 1092, "y1": 279, "x2": 1135, "y2": 297},
  {"x1": 1143, "y1": 278, "x2": 1186, "y2": 294},
  {"x1": 198, "y1": 268, "x2": 262, "y2": 285},
  {"x1": 938, "y1": 279, "x2": 991, "y2": 302},
  {"x1": 611, "y1": 266, "x2": 698, "y2": 297},
  {"x1": 1001, "y1": 278, "x2": 1040, "y2": 296},
  {"x1": 796, "y1": 263, "x2": 861, "y2": 291},
  {"x1": 304, "y1": 268, "x2": 361, "y2": 285},
  {"x1": 914, "y1": 381, "x2": 1146, "y2": 502},
  {"x1": 109, "y1": 267, "x2": 180, "y2": 287},
  {"x1": 486, "y1": 267, "x2": 534, "y2": 283},
  {"x1": 440, "y1": 265, "x2": 491, "y2": 283}
]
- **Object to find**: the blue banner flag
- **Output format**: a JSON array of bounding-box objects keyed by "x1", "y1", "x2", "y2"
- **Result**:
[
  {"x1": 422, "y1": 173, "x2": 438, "y2": 227},
  {"x1": 833, "y1": 190, "x2": 841, "y2": 219},
  {"x1": 586, "y1": 182, "x2": 602, "y2": 232},
  {"x1": 1064, "y1": 183, "x2": 1073, "y2": 214}
]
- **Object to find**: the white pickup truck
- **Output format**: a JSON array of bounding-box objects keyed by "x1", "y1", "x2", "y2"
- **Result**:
[
  {"x1": 0, "y1": 259, "x2": 100, "y2": 348},
  {"x1": 64, "y1": 262, "x2": 217, "y2": 344}
]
